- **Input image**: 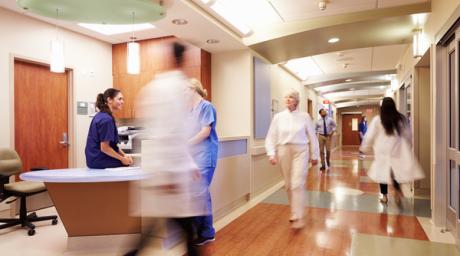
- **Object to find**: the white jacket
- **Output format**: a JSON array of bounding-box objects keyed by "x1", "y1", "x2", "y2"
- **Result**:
[
  {"x1": 265, "y1": 109, "x2": 319, "y2": 161},
  {"x1": 360, "y1": 116, "x2": 424, "y2": 184}
]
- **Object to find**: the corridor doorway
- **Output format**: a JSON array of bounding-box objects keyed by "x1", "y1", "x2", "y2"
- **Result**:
[
  {"x1": 341, "y1": 114, "x2": 361, "y2": 146},
  {"x1": 14, "y1": 59, "x2": 71, "y2": 172}
]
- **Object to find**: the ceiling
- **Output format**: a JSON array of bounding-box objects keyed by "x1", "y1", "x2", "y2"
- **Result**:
[{"x1": 0, "y1": 0, "x2": 432, "y2": 108}]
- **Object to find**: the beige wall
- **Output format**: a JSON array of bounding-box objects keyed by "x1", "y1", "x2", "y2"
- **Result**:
[
  {"x1": 0, "y1": 8, "x2": 113, "y2": 167},
  {"x1": 425, "y1": 0, "x2": 460, "y2": 42},
  {"x1": 211, "y1": 50, "x2": 252, "y2": 138}
]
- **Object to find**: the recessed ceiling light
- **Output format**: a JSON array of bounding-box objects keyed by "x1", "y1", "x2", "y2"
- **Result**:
[
  {"x1": 349, "y1": 88, "x2": 355, "y2": 91},
  {"x1": 206, "y1": 39, "x2": 220, "y2": 44},
  {"x1": 345, "y1": 79, "x2": 352, "y2": 82},
  {"x1": 172, "y1": 19, "x2": 188, "y2": 25},
  {"x1": 328, "y1": 37, "x2": 340, "y2": 43}
]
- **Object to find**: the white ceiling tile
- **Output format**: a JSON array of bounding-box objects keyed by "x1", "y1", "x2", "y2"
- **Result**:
[
  {"x1": 372, "y1": 44, "x2": 409, "y2": 71},
  {"x1": 312, "y1": 48, "x2": 372, "y2": 74},
  {"x1": 270, "y1": 0, "x2": 376, "y2": 22}
]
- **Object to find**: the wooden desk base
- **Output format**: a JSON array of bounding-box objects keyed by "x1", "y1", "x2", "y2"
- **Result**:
[{"x1": 46, "y1": 181, "x2": 141, "y2": 237}]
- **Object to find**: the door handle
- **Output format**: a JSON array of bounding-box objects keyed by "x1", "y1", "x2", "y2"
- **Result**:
[{"x1": 59, "y1": 132, "x2": 69, "y2": 147}]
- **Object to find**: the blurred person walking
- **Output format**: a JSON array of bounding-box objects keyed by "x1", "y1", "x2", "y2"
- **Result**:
[
  {"x1": 265, "y1": 89, "x2": 319, "y2": 229},
  {"x1": 126, "y1": 41, "x2": 207, "y2": 256},
  {"x1": 360, "y1": 97, "x2": 424, "y2": 206}
]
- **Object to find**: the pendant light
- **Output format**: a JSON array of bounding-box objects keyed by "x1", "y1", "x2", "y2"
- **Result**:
[
  {"x1": 127, "y1": 11, "x2": 140, "y2": 75},
  {"x1": 50, "y1": 8, "x2": 65, "y2": 73}
]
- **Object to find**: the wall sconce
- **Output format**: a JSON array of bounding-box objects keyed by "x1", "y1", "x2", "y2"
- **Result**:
[{"x1": 412, "y1": 29, "x2": 423, "y2": 58}]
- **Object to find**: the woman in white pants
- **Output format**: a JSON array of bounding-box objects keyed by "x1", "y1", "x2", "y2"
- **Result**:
[{"x1": 265, "y1": 89, "x2": 319, "y2": 229}]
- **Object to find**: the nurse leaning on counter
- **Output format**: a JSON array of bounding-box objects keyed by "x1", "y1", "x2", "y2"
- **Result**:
[{"x1": 85, "y1": 88, "x2": 133, "y2": 169}]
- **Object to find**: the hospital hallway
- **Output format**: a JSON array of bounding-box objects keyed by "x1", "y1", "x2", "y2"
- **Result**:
[{"x1": 200, "y1": 147, "x2": 457, "y2": 256}]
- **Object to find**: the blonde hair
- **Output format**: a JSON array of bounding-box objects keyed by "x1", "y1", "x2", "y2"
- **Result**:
[
  {"x1": 189, "y1": 78, "x2": 208, "y2": 98},
  {"x1": 284, "y1": 88, "x2": 300, "y2": 104}
]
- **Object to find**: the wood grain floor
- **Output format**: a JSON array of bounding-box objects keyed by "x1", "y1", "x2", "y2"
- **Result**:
[{"x1": 198, "y1": 147, "x2": 428, "y2": 256}]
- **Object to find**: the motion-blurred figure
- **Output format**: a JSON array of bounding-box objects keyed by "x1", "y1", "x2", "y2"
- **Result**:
[
  {"x1": 127, "y1": 41, "x2": 207, "y2": 256},
  {"x1": 360, "y1": 97, "x2": 424, "y2": 206}
]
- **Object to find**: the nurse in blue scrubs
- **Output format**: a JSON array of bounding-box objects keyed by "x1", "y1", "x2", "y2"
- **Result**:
[
  {"x1": 85, "y1": 88, "x2": 133, "y2": 169},
  {"x1": 187, "y1": 78, "x2": 218, "y2": 246}
]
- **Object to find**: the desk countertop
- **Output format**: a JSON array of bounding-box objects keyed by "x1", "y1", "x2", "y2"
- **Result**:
[{"x1": 20, "y1": 167, "x2": 147, "y2": 183}]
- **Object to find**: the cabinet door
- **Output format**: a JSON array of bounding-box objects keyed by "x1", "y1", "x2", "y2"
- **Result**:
[{"x1": 113, "y1": 74, "x2": 140, "y2": 118}]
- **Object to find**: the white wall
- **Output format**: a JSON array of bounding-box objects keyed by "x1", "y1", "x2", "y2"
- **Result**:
[
  {"x1": 270, "y1": 65, "x2": 305, "y2": 113},
  {"x1": 211, "y1": 50, "x2": 252, "y2": 138},
  {"x1": 0, "y1": 8, "x2": 113, "y2": 167}
]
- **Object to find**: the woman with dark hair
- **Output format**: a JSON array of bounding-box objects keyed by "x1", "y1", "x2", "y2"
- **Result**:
[
  {"x1": 360, "y1": 97, "x2": 424, "y2": 206},
  {"x1": 85, "y1": 88, "x2": 133, "y2": 169}
]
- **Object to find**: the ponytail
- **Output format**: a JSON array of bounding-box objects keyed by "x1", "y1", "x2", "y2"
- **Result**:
[{"x1": 95, "y1": 88, "x2": 121, "y2": 115}]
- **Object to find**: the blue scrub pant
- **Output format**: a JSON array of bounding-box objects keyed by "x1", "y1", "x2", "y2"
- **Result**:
[{"x1": 194, "y1": 166, "x2": 216, "y2": 238}]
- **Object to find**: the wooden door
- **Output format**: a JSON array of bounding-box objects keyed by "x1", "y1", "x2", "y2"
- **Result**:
[
  {"x1": 307, "y1": 99, "x2": 313, "y2": 117},
  {"x1": 14, "y1": 60, "x2": 69, "y2": 172},
  {"x1": 342, "y1": 114, "x2": 361, "y2": 146}
]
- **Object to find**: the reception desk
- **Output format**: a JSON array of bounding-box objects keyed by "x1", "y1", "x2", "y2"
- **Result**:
[{"x1": 20, "y1": 168, "x2": 146, "y2": 237}]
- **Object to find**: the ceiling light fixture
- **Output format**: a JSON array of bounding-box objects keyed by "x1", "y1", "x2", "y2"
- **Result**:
[
  {"x1": 343, "y1": 63, "x2": 349, "y2": 69},
  {"x1": 318, "y1": 1, "x2": 327, "y2": 11},
  {"x1": 206, "y1": 39, "x2": 220, "y2": 44},
  {"x1": 345, "y1": 79, "x2": 352, "y2": 82},
  {"x1": 328, "y1": 37, "x2": 340, "y2": 43},
  {"x1": 209, "y1": 1, "x2": 252, "y2": 36},
  {"x1": 283, "y1": 56, "x2": 323, "y2": 81},
  {"x1": 50, "y1": 8, "x2": 64, "y2": 73},
  {"x1": 127, "y1": 12, "x2": 140, "y2": 75},
  {"x1": 172, "y1": 19, "x2": 188, "y2": 25}
]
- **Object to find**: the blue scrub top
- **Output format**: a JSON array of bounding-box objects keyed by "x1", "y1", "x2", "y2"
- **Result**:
[
  {"x1": 85, "y1": 112, "x2": 123, "y2": 169},
  {"x1": 359, "y1": 121, "x2": 368, "y2": 134},
  {"x1": 189, "y1": 100, "x2": 218, "y2": 169}
]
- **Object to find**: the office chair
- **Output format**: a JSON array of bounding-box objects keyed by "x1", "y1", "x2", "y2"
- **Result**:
[{"x1": 0, "y1": 148, "x2": 58, "y2": 236}]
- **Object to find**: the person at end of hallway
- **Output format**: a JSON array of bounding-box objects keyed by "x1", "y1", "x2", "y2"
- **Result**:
[
  {"x1": 265, "y1": 89, "x2": 319, "y2": 229},
  {"x1": 358, "y1": 116, "x2": 368, "y2": 159},
  {"x1": 85, "y1": 88, "x2": 133, "y2": 169},
  {"x1": 187, "y1": 78, "x2": 219, "y2": 246},
  {"x1": 315, "y1": 109, "x2": 336, "y2": 171},
  {"x1": 360, "y1": 97, "x2": 424, "y2": 206}
]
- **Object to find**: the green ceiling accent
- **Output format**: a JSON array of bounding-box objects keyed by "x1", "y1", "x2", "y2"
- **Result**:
[{"x1": 16, "y1": 0, "x2": 166, "y2": 24}]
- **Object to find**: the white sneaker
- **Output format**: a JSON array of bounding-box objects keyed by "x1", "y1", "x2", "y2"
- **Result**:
[
  {"x1": 289, "y1": 214, "x2": 297, "y2": 222},
  {"x1": 291, "y1": 219, "x2": 305, "y2": 229}
]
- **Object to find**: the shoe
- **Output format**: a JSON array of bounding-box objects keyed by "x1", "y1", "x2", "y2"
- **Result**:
[
  {"x1": 289, "y1": 214, "x2": 298, "y2": 222},
  {"x1": 320, "y1": 165, "x2": 326, "y2": 171},
  {"x1": 379, "y1": 195, "x2": 388, "y2": 204},
  {"x1": 291, "y1": 219, "x2": 305, "y2": 229},
  {"x1": 327, "y1": 161, "x2": 331, "y2": 167},
  {"x1": 194, "y1": 236, "x2": 215, "y2": 246}
]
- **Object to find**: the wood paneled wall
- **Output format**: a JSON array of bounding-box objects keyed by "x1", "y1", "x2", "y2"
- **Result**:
[{"x1": 112, "y1": 36, "x2": 211, "y2": 118}]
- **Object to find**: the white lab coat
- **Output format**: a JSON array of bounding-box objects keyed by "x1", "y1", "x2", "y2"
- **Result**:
[
  {"x1": 360, "y1": 116, "x2": 424, "y2": 184},
  {"x1": 132, "y1": 70, "x2": 208, "y2": 218}
]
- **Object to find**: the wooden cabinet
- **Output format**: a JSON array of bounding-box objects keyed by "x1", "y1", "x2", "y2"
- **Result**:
[{"x1": 112, "y1": 36, "x2": 211, "y2": 119}]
